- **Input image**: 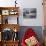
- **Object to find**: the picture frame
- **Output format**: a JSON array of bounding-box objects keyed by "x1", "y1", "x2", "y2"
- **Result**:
[
  {"x1": 8, "y1": 16, "x2": 18, "y2": 24},
  {"x1": 2, "y1": 10, "x2": 9, "y2": 15},
  {"x1": 23, "y1": 8, "x2": 37, "y2": 18},
  {"x1": 2, "y1": 16, "x2": 18, "y2": 24},
  {"x1": 9, "y1": 10, "x2": 18, "y2": 15}
]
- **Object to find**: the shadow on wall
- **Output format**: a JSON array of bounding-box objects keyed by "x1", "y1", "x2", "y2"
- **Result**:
[{"x1": 18, "y1": 26, "x2": 43, "y2": 44}]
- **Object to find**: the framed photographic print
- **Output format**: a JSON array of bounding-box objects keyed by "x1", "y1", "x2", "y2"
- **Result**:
[
  {"x1": 8, "y1": 16, "x2": 18, "y2": 24},
  {"x1": 9, "y1": 10, "x2": 15, "y2": 15},
  {"x1": 23, "y1": 8, "x2": 37, "y2": 18},
  {"x1": 9, "y1": 10, "x2": 18, "y2": 15},
  {"x1": 2, "y1": 10, "x2": 9, "y2": 15},
  {"x1": 2, "y1": 16, "x2": 18, "y2": 24}
]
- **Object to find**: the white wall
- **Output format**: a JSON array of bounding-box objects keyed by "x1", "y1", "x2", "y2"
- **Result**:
[
  {"x1": 18, "y1": 0, "x2": 44, "y2": 26},
  {"x1": 0, "y1": 0, "x2": 44, "y2": 26}
]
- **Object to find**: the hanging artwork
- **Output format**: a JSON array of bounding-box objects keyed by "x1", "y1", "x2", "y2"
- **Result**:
[{"x1": 23, "y1": 8, "x2": 37, "y2": 18}]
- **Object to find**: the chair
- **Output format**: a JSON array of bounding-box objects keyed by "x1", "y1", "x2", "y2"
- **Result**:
[{"x1": 21, "y1": 28, "x2": 41, "y2": 46}]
